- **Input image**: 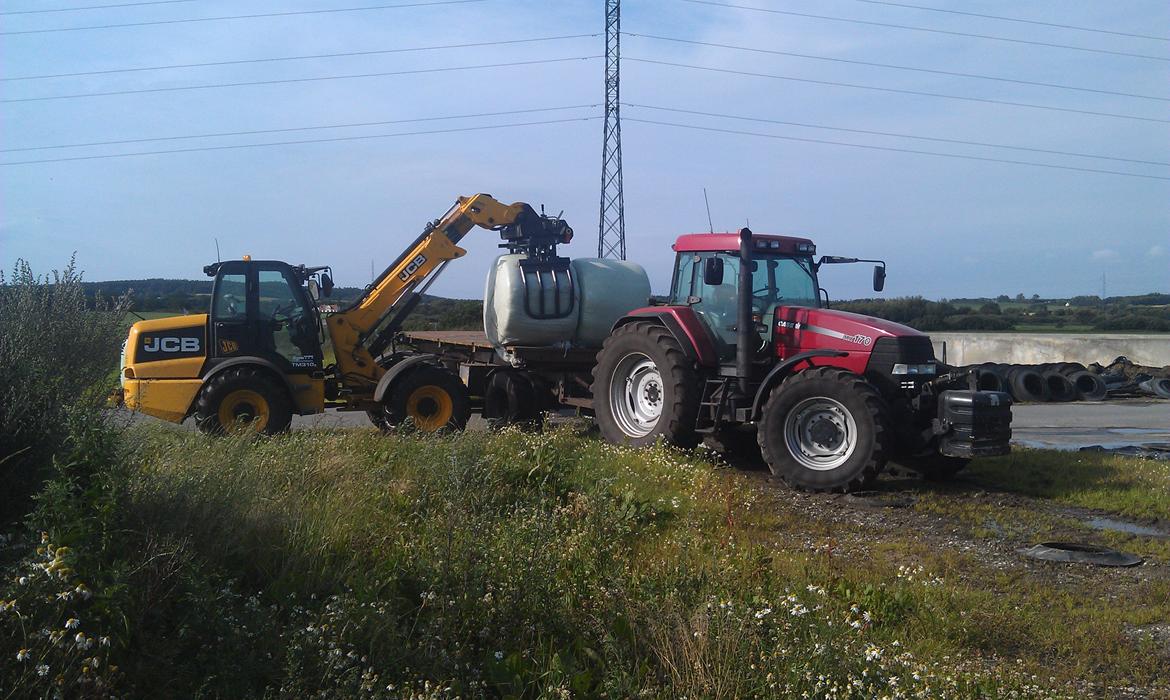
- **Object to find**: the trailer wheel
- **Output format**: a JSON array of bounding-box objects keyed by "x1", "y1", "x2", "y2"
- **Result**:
[
  {"x1": 386, "y1": 365, "x2": 470, "y2": 432},
  {"x1": 592, "y1": 321, "x2": 700, "y2": 448},
  {"x1": 758, "y1": 367, "x2": 888, "y2": 492},
  {"x1": 484, "y1": 370, "x2": 542, "y2": 430},
  {"x1": 195, "y1": 366, "x2": 292, "y2": 436}
]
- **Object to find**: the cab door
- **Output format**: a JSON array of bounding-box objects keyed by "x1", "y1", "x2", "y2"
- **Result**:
[
  {"x1": 210, "y1": 262, "x2": 252, "y2": 360},
  {"x1": 254, "y1": 264, "x2": 323, "y2": 372}
]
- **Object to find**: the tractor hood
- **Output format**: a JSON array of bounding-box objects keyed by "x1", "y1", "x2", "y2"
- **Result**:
[{"x1": 773, "y1": 306, "x2": 927, "y2": 368}]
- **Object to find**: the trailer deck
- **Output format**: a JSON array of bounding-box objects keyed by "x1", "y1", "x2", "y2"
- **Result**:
[{"x1": 402, "y1": 330, "x2": 598, "y2": 368}]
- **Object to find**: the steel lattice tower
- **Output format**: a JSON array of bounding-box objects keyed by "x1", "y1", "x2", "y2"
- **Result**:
[{"x1": 597, "y1": 0, "x2": 625, "y2": 259}]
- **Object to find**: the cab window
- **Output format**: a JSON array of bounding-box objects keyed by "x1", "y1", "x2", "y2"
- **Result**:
[
  {"x1": 213, "y1": 273, "x2": 247, "y2": 320},
  {"x1": 257, "y1": 268, "x2": 318, "y2": 368}
]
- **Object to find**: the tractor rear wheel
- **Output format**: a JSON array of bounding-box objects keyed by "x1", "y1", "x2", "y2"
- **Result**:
[
  {"x1": 386, "y1": 365, "x2": 470, "y2": 432},
  {"x1": 195, "y1": 367, "x2": 292, "y2": 436},
  {"x1": 592, "y1": 321, "x2": 701, "y2": 448},
  {"x1": 758, "y1": 367, "x2": 888, "y2": 492}
]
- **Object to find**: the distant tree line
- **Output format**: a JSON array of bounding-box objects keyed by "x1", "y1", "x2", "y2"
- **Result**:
[
  {"x1": 84, "y1": 280, "x2": 1168, "y2": 332},
  {"x1": 836, "y1": 296, "x2": 1170, "y2": 332}
]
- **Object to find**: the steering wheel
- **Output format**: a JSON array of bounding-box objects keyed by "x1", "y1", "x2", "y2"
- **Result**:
[{"x1": 272, "y1": 300, "x2": 299, "y2": 320}]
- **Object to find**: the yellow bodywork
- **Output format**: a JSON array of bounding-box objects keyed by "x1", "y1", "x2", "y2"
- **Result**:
[
  {"x1": 121, "y1": 314, "x2": 209, "y2": 421},
  {"x1": 123, "y1": 378, "x2": 204, "y2": 422}
]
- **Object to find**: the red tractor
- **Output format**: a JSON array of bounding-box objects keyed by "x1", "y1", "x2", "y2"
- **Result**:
[{"x1": 591, "y1": 228, "x2": 1011, "y2": 492}]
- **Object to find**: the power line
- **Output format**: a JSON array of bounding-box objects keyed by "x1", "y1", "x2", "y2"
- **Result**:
[
  {"x1": 623, "y1": 33, "x2": 1170, "y2": 103},
  {"x1": 0, "y1": 56, "x2": 601, "y2": 103},
  {"x1": 2, "y1": 34, "x2": 599, "y2": 81},
  {"x1": 0, "y1": 116, "x2": 599, "y2": 166},
  {"x1": 623, "y1": 103, "x2": 1170, "y2": 167},
  {"x1": 677, "y1": 0, "x2": 1170, "y2": 62},
  {"x1": 625, "y1": 58, "x2": 1170, "y2": 124},
  {"x1": 1, "y1": 105, "x2": 599, "y2": 152},
  {"x1": 0, "y1": 0, "x2": 198, "y2": 15},
  {"x1": 0, "y1": 0, "x2": 488, "y2": 36},
  {"x1": 842, "y1": 0, "x2": 1170, "y2": 42},
  {"x1": 623, "y1": 117, "x2": 1170, "y2": 181}
]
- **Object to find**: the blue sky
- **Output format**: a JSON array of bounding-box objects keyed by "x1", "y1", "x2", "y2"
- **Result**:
[{"x1": 2, "y1": 0, "x2": 1167, "y2": 299}]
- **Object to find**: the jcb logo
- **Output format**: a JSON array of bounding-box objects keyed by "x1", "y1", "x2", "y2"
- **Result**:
[
  {"x1": 143, "y1": 336, "x2": 200, "y2": 353},
  {"x1": 398, "y1": 254, "x2": 426, "y2": 281}
]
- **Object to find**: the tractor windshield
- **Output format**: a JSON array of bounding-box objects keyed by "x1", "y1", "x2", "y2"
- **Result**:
[{"x1": 672, "y1": 251, "x2": 819, "y2": 356}]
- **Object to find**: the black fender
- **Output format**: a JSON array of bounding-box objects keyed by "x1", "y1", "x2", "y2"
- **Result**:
[
  {"x1": 197, "y1": 356, "x2": 301, "y2": 416},
  {"x1": 750, "y1": 350, "x2": 849, "y2": 420},
  {"x1": 372, "y1": 354, "x2": 440, "y2": 404},
  {"x1": 202, "y1": 356, "x2": 298, "y2": 397}
]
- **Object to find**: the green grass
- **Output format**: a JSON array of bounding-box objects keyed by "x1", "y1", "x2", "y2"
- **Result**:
[
  {"x1": 963, "y1": 449, "x2": 1170, "y2": 520},
  {"x1": 7, "y1": 427, "x2": 1170, "y2": 698}
]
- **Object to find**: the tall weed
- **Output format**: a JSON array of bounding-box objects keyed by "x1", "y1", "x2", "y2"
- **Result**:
[{"x1": 0, "y1": 257, "x2": 128, "y2": 523}]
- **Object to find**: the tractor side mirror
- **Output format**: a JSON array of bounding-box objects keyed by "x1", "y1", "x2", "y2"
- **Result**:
[
  {"x1": 321, "y1": 273, "x2": 334, "y2": 297},
  {"x1": 307, "y1": 279, "x2": 320, "y2": 301},
  {"x1": 873, "y1": 265, "x2": 886, "y2": 292},
  {"x1": 703, "y1": 256, "x2": 724, "y2": 286}
]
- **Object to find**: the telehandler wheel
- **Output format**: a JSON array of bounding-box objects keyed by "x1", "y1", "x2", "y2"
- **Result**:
[
  {"x1": 757, "y1": 367, "x2": 888, "y2": 492},
  {"x1": 591, "y1": 321, "x2": 701, "y2": 448},
  {"x1": 386, "y1": 365, "x2": 470, "y2": 432},
  {"x1": 194, "y1": 367, "x2": 292, "y2": 436}
]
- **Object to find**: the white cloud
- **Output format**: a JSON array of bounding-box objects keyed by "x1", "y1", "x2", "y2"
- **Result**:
[
  {"x1": 1091, "y1": 249, "x2": 1120, "y2": 261},
  {"x1": 1150, "y1": 244, "x2": 1166, "y2": 257}
]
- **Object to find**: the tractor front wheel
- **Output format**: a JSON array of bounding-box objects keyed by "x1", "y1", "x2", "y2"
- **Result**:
[{"x1": 758, "y1": 367, "x2": 888, "y2": 492}]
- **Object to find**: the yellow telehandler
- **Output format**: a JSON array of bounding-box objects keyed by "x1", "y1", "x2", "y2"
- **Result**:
[{"x1": 114, "y1": 193, "x2": 572, "y2": 434}]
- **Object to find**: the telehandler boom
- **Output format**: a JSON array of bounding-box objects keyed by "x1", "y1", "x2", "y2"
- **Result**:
[{"x1": 116, "y1": 194, "x2": 572, "y2": 434}]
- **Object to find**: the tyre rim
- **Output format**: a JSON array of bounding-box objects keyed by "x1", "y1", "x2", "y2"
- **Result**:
[
  {"x1": 218, "y1": 389, "x2": 270, "y2": 432},
  {"x1": 784, "y1": 397, "x2": 857, "y2": 471},
  {"x1": 406, "y1": 385, "x2": 453, "y2": 432},
  {"x1": 609, "y1": 352, "x2": 664, "y2": 438}
]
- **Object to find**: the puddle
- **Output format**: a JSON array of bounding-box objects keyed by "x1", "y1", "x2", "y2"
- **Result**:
[{"x1": 1086, "y1": 517, "x2": 1170, "y2": 538}]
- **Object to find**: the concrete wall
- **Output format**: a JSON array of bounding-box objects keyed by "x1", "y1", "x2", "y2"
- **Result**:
[{"x1": 929, "y1": 333, "x2": 1170, "y2": 368}]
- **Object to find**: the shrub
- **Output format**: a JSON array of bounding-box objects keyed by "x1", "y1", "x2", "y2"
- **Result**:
[{"x1": 0, "y1": 257, "x2": 128, "y2": 524}]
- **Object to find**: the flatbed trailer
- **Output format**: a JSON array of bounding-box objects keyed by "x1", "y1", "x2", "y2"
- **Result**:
[{"x1": 399, "y1": 330, "x2": 601, "y2": 419}]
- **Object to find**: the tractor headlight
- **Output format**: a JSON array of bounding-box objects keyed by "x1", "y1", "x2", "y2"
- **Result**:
[{"x1": 892, "y1": 363, "x2": 936, "y2": 375}]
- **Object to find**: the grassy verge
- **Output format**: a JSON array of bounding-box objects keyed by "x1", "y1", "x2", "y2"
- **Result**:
[{"x1": 7, "y1": 426, "x2": 1170, "y2": 698}]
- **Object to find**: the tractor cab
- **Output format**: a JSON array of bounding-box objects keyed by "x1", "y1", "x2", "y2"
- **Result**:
[
  {"x1": 669, "y1": 233, "x2": 821, "y2": 360},
  {"x1": 202, "y1": 258, "x2": 332, "y2": 374}
]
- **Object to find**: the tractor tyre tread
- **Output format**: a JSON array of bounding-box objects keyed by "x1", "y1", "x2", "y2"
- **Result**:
[
  {"x1": 757, "y1": 366, "x2": 888, "y2": 493},
  {"x1": 591, "y1": 321, "x2": 701, "y2": 448}
]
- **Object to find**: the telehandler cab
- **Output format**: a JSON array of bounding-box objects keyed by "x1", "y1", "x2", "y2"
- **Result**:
[{"x1": 115, "y1": 194, "x2": 571, "y2": 434}]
